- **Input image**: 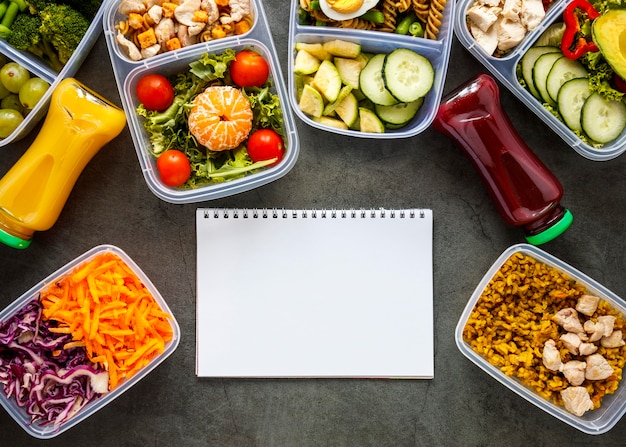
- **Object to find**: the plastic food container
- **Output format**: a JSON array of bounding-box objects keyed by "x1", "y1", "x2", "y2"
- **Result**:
[
  {"x1": 103, "y1": 0, "x2": 299, "y2": 203},
  {"x1": 0, "y1": 3, "x2": 107, "y2": 148},
  {"x1": 288, "y1": 0, "x2": 455, "y2": 139},
  {"x1": 0, "y1": 244, "x2": 180, "y2": 439},
  {"x1": 456, "y1": 243, "x2": 626, "y2": 434},
  {"x1": 454, "y1": 0, "x2": 626, "y2": 161}
]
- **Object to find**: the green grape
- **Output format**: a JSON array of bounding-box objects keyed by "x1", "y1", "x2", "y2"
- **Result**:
[
  {"x1": 1, "y1": 93, "x2": 24, "y2": 115},
  {"x1": 19, "y1": 78, "x2": 50, "y2": 110},
  {"x1": 0, "y1": 108, "x2": 24, "y2": 138},
  {"x1": 0, "y1": 80, "x2": 10, "y2": 100},
  {"x1": 0, "y1": 62, "x2": 30, "y2": 94}
]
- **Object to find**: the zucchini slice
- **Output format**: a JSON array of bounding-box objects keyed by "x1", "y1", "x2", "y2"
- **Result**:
[{"x1": 382, "y1": 48, "x2": 434, "y2": 103}]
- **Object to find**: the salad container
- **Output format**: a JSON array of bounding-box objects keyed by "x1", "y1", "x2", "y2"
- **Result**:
[
  {"x1": 0, "y1": 2, "x2": 107, "y2": 148},
  {"x1": 288, "y1": 0, "x2": 456, "y2": 139},
  {"x1": 103, "y1": 0, "x2": 299, "y2": 203},
  {"x1": 454, "y1": 0, "x2": 626, "y2": 161},
  {"x1": 0, "y1": 244, "x2": 180, "y2": 439},
  {"x1": 456, "y1": 244, "x2": 626, "y2": 434}
]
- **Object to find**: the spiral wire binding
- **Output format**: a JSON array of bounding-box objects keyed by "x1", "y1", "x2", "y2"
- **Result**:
[{"x1": 202, "y1": 209, "x2": 426, "y2": 219}]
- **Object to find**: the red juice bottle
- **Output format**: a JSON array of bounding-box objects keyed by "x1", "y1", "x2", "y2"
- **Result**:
[{"x1": 433, "y1": 74, "x2": 572, "y2": 245}]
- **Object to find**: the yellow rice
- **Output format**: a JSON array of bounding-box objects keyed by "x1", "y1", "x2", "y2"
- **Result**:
[{"x1": 463, "y1": 252, "x2": 626, "y2": 411}]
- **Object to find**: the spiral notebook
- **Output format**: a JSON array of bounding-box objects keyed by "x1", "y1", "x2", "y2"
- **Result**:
[{"x1": 195, "y1": 208, "x2": 434, "y2": 378}]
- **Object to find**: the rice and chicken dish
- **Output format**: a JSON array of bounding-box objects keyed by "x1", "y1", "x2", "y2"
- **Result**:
[{"x1": 463, "y1": 252, "x2": 626, "y2": 417}]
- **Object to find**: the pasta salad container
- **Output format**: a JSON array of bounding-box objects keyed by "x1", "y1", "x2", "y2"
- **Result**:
[
  {"x1": 0, "y1": 245, "x2": 181, "y2": 439},
  {"x1": 288, "y1": 0, "x2": 455, "y2": 139},
  {"x1": 456, "y1": 244, "x2": 626, "y2": 435},
  {"x1": 454, "y1": 0, "x2": 626, "y2": 161},
  {"x1": 0, "y1": 2, "x2": 107, "y2": 148},
  {"x1": 103, "y1": 0, "x2": 299, "y2": 204}
]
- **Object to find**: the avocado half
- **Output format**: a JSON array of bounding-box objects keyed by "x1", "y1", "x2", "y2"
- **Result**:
[{"x1": 592, "y1": 9, "x2": 626, "y2": 80}]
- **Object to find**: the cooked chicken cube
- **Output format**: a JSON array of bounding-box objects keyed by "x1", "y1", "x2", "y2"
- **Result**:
[
  {"x1": 597, "y1": 315, "x2": 616, "y2": 337},
  {"x1": 496, "y1": 18, "x2": 526, "y2": 51},
  {"x1": 116, "y1": 31, "x2": 143, "y2": 61},
  {"x1": 141, "y1": 43, "x2": 162, "y2": 59},
  {"x1": 501, "y1": 0, "x2": 521, "y2": 22},
  {"x1": 561, "y1": 387, "x2": 593, "y2": 416},
  {"x1": 467, "y1": 5, "x2": 501, "y2": 32},
  {"x1": 585, "y1": 354, "x2": 614, "y2": 380},
  {"x1": 553, "y1": 308, "x2": 584, "y2": 333},
  {"x1": 576, "y1": 294, "x2": 600, "y2": 316},
  {"x1": 201, "y1": 0, "x2": 220, "y2": 24},
  {"x1": 118, "y1": 0, "x2": 146, "y2": 15},
  {"x1": 155, "y1": 18, "x2": 176, "y2": 45},
  {"x1": 542, "y1": 339, "x2": 563, "y2": 371},
  {"x1": 579, "y1": 342, "x2": 598, "y2": 356},
  {"x1": 175, "y1": 0, "x2": 202, "y2": 26},
  {"x1": 584, "y1": 320, "x2": 606, "y2": 342},
  {"x1": 601, "y1": 330, "x2": 625, "y2": 348},
  {"x1": 221, "y1": 0, "x2": 251, "y2": 24},
  {"x1": 470, "y1": 22, "x2": 499, "y2": 54},
  {"x1": 559, "y1": 332, "x2": 581, "y2": 355},
  {"x1": 147, "y1": 5, "x2": 164, "y2": 25},
  {"x1": 520, "y1": 0, "x2": 546, "y2": 31},
  {"x1": 562, "y1": 360, "x2": 586, "y2": 386}
]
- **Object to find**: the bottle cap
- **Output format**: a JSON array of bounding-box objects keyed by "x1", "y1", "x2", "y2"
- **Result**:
[
  {"x1": 0, "y1": 227, "x2": 32, "y2": 249},
  {"x1": 525, "y1": 209, "x2": 573, "y2": 245}
]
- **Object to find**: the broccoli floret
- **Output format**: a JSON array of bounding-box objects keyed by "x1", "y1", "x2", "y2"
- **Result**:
[
  {"x1": 4, "y1": 13, "x2": 63, "y2": 72},
  {"x1": 38, "y1": 4, "x2": 89, "y2": 65},
  {"x1": 25, "y1": 0, "x2": 54, "y2": 15}
]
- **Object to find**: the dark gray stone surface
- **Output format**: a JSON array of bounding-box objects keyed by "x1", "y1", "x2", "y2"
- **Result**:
[{"x1": 1, "y1": 1, "x2": 626, "y2": 446}]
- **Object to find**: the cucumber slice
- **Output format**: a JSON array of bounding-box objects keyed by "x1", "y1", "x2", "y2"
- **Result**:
[
  {"x1": 519, "y1": 46, "x2": 560, "y2": 99},
  {"x1": 334, "y1": 56, "x2": 367, "y2": 90},
  {"x1": 382, "y1": 48, "x2": 434, "y2": 103},
  {"x1": 375, "y1": 98, "x2": 424, "y2": 126},
  {"x1": 557, "y1": 78, "x2": 592, "y2": 133},
  {"x1": 323, "y1": 85, "x2": 353, "y2": 116},
  {"x1": 298, "y1": 84, "x2": 325, "y2": 118},
  {"x1": 359, "y1": 107, "x2": 385, "y2": 133},
  {"x1": 322, "y1": 39, "x2": 361, "y2": 58},
  {"x1": 546, "y1": 57, "x2": 588, "y2": 103},
  {"x1": 294, "y1": 49, "x2": 321, "y2": 75},
  {"x1": 532, "y1": 52, "x2": 563, "y2": 106},
  {"x1": 295, "y1": 42, "x2": 331, "y2": 61},
  {"x1": 581, "y1": 93, "x2": 626, "y2": 143},
  {"x1": 359, "y1": 54, "x2": 397, "y2": 106},
  {"x1": 334, "y1": 92, "x2": 359, "y2": 127},
  {"x1": 312, "y1": 59, "x2": 342, "y2": 102},
  {"x1": 312, "y1": 116, "x2": 349, "y2": 130}
]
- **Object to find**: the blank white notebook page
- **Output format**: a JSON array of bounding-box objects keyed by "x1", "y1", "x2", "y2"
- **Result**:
[{"x1": 195, "y1": 208, "x2": 434, "y2": 378}]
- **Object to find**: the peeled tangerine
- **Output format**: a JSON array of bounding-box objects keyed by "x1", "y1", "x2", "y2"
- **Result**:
[{"x1": 188, "y1": 85, "x2": 253, "y2": 151}]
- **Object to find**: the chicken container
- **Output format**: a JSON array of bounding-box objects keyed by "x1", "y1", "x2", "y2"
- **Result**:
[
  {"x1": 454, "y1": 0, "x2": 626, "y2": 161},
  {"x1": 0, "y1": 244, "x2": 181, "y2": 439},
  {"x1": 288, "y1": 0, "x2": 455, "y2": 139},
  {"x1": 456, "y1": 243, "x2": 626, "y2": 434},
  {"x1": 103, "y1": 0, "x2": 299, "y2": 203},
  {"x1": 0, "y1": 2, "x2": 107, "y2": 148}
]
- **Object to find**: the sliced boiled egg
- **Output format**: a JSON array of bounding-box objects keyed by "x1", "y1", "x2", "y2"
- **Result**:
[{"x1": 319, "y1": 0, "x2": 380, "y2": 22}]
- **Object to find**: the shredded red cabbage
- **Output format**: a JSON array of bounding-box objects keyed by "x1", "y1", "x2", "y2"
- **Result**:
[{"x1": 0, "y1": 298, "x2": 109, "y2": 430}]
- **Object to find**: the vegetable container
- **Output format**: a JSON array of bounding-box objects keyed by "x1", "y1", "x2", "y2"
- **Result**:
[
  {"x1": 0, "y1": 2, "x2": 108, "y2": 148},
  {"x1": 0, "y1": 244, "x2": 181, "y2": 439},
  {"x1": 103, "y1": 0, "x2": 299, "y2": 203},
  {"x1": 455, "y1": 243, "x2": 626, "y2": 434},
  {"x1": 288, "y1": 0, "x2": 455, "y2": 139},
  {"x1": 454, "y1": 0, "x2": 626, "y2": 161}
]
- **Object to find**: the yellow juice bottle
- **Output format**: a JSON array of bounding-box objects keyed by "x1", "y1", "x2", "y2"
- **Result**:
[{"x1": 0, "y1": 78, "x2": 127, "y2": 249}]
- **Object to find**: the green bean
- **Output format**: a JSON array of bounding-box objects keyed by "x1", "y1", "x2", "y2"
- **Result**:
[
  {"x1": 310, "y1": 0, "x2": 321, "y2": 10},
  {"x1": 395, "y1": 13, "x2": 417, "y2": 34},
  {"x1": 409, "y1": 21, "x2": 424, "y2": 37},
  {"x1": 0, "y1": 1, "x2": 9, "y2": 22},
  {"x1": 360, "y1": 10, "x2": 385, "y2": 24}
]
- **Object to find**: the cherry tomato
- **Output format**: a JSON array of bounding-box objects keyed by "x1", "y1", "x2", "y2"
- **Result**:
[
  {"x1": 230, "y1": 50, "x2": 270, "y2": 87},
  {"x1": 156, "y1": 150, "x2": 191, "y2": 187},
  {"x1": 136, "y1": 74, "x2": 175, "y2": 112},
  {"x1": 247, "y1": 129, "x2": 284, "y2": 165}
]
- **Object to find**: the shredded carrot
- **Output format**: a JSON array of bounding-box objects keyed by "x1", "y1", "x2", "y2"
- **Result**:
[{"x1": 39, "y1": 251, "x2": 174, "y2": 391}]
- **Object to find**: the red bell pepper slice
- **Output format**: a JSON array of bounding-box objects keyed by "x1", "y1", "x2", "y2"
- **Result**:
[{"x1": 560, "y1": 0, "x2": 601, "y2": 60}]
